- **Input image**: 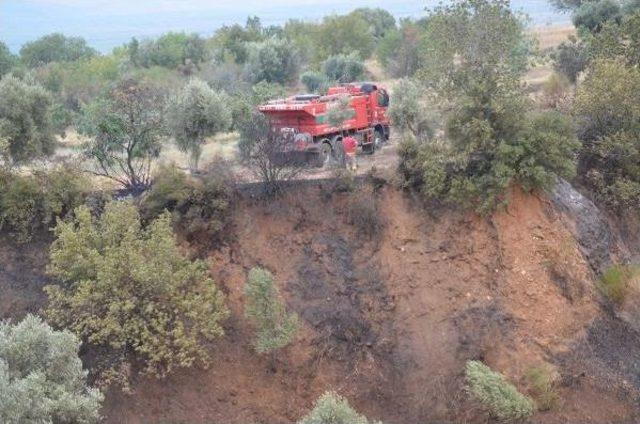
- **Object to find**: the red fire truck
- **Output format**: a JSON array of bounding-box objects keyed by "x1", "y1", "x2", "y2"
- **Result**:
[{"x1": 258, "y1": 82, "x2": 391, "y2": 167}]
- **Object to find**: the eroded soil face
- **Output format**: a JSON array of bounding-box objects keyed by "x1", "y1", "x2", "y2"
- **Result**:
[
  {"x1": 2, "y1": 183, "x2": 639, "y2": 423},
  {"x1": 98, "y1": 185, "x2": 637, "y2": 423}
]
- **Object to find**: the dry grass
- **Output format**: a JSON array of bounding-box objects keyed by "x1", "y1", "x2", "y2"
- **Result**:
[{"x1": 530, "y1": 25, "x2": 576, "y2": 51}]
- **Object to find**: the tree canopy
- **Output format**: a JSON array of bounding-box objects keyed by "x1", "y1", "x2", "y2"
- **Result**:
[{"x1": 20, "y1": 33, "x2": 96, "y2": 67}]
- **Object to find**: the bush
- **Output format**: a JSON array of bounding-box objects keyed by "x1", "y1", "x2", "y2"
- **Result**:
[
  {"x1": 465, "y1": 360, "x2": 535, "y2": 421},
  {"x1": 0, "y1": 74, "x2": 56, "y2": 165},
  {"x1": 573, "y1": 59, "x2": 640, "y2": 211},
  {"x1": 141, "y1": 161, "x2": 236, "y2": 243},
  {"x1": 322, "y1": 53, "x2": 365, "y2": 83},
  {"x1": 0, "y1": 165, "x2": 89, "y2": 242},
  {"x1": 525, "y1": 365, "x2": 560, "y2": 411},
  {"x1": 45, "y1": 201, "x2": 229, "y2": 388},
  {"x1": 0, "y1": 314, "x2": 103, "y2": 424},
  {"x1": 301, "y1": 71, "x2": 329, "y2": 93},
  {"x1": 541, "y1": 73, "x2": 572, "y2": 110},
  {"x1": 298, "y1": 391, "x2": 381, "y2": 424},
  {"x1": 553, "y1": 37, "x2": 588, "y2": 83},
  {"x1": 599, "y1": 264, "x2": 636, "y2": 304},
  {"x1": 244, "y1": 267, "x2": 298, "y2": 354}
]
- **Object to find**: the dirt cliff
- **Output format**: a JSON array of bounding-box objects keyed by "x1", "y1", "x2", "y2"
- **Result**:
[{"x1": 2, "y1": 181, "x2": 638, "y2": 423}]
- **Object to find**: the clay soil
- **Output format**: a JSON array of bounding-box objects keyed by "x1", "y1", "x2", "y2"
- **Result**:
[{"x1": 2, "y1": 182, "x2": 639, "y2": 423}]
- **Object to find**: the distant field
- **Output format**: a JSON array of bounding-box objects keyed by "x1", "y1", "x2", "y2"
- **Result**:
[{"x1": 530, "y1": 24, "x2": 575, "y2": 50}]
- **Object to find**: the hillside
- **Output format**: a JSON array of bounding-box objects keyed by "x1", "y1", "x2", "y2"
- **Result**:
[{"x1": 3, "y1": 180, "x2": 637, "y2": 423}]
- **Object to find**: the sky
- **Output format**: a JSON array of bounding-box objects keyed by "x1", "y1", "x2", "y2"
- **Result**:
[{"x1": 0, "y1": 0, "x2": 569, "y2": 53}]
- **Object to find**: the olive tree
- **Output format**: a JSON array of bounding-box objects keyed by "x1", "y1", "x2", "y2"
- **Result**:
[
  {"x1": 0, "y1": 75, "x2": 56, "y2": 166},
  {"x1": 244, "y1": 38, "x2": 300, "y2": 84},
  {"x1": 244, "y1": 267, "x2": 298, "y2": 354},
  {"x1": 45, "y1": 201, "x2": 229, "y2": 388},
  {"x1": 78, "y1": 78, "x2": 165, "y2": 190},
  {"x1": 167, "y1": 79, "x2": 232, "y2": 171},
  {"x1": 0, "y1": 314, "x2": 103, "y2": 424},
  {"x1": 401, "y1": 0, "x2": 578, "y2": 213}
]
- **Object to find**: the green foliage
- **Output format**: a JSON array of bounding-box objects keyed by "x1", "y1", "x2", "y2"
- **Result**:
[
  {"x1": 244, "y1": 38, "x2": 300, "y2": 84},
  {"x1": 316, "y1": 14, "x2": 376, "y2": 61},
  {"x1": 387, "y1": 78, "x2": 435, "y2": 142},
  {"x1": 573, "y1": 0, "x2": 621, "y2": 32},
  {"x1": 167, "y1": 78, "x2": 232, "y2": 170},
  {"x1": 141, "y1": 161, "x2": 235, "y2": 242},
  {"x1": 211, "y1": 18, "x2": 265, "y2": 64},
  {"x1": 301, "y1": 71, "x2": 329, "y2": 93},
  {"x1": 0, "y1": 41, "x2": 17, "y2": 77},
  {"x1": 45, "y1": 201, "x2": 229, "y2": 387},
  {"x1": 573, "y1": 59, "x2": 640, "y2": 210},
  {"x1": 78, "y1": 78, "x2": 165, "y2": 190},
  {"x1": 525, "y1": 365, "x2": 559, "y2": 411},
  {"x1": 587, "y1": 11, "x2": 640, "y2": 66},
  {"x1": 598, "y1": 264, "x2": 636, "y2": 304},
  {"x1": 401, "y1": 0, "x2": 577, "y2": 213},
  {"x1": 0, "y1": 165, "x2": 89, "y2": 242},
  {"x1": 377, "y1": 21, "x2": 426, "y2": 77},
  {"x1": 465, "y1": 360, "x2": 535, "y2": 421},
  {"x1": 0, "y1": 74, "x2": 56, "y2": 165},
  {"x1": 322, "y1": 53, "x2": 365, "y2": 83},
  {"x1": 244, "y1": 267, "x2": 298, "y2": 354},
  {"x1": 325, "y1": 97, "x2": 356, "y2": 129},
  {"x1": 553, "y1": 36, "x2": 588, "y2": 83},
  {"x1": 298, "y1": 391, "x2": 381, "y2": 424},
  {"x1": 0, "y1": 314, "x2": 103, "y2": 424},
  {"x1": 541, "y1": 73, "x2": 572, "y2": 109},
  {"x1": 20, "y1": 33, "x2": 96, "y2": 68},
  {"x1": 129, "y1": 32, "x2": 207, "y2": 71},
  {"x1": 350, "y1": 8, "x2": 396, "y2": 40}
]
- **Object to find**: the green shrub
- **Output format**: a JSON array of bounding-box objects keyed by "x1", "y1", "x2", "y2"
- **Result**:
[
  {"x1": 301, "y1": 71, "x2": 329, "y2": 93},
  {"x1": 141, "y1": 161, "x2": 235, "y2": 242},
  {"x1": 599, "y1": 264, "x2": 635, "y2": 304},
  {"x1": 553, "y1": 37, "x2": 588, "y2": 83},
  {"x1": 573, "y1": 59, "x2": 640, "y2": 212},
  {"x1": 298, "y1": 391, "x2": 381, "y2": 424},
  {"x1": 45, "y1": 201, "x2": 229, "y2": 388},
  {"x1": 322, "y1": 53, "x2": 365, "y2": 83},
  {"x1": 465, "y1": 360, "x2": 535, "y2": 421},
  {"x1": 572, "y1": 0, "x2": 621, "y2": 32},
  {"x1": 244, "y1": 267, "x2": 298, "y2": 354},
  {"x1": 0, "y1": 165, "x2": 89, "y2": 242},
  {"x1": 525, "y1": 365, "x2": 560, "y2": 411},
  {"x1": 0, "y1": 314, "x2": 103, "y2": 424}
]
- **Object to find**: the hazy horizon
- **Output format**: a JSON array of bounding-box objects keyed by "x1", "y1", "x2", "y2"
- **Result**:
[{"x1": 1, "y1": 0, "x2": 569, "y2": 53}]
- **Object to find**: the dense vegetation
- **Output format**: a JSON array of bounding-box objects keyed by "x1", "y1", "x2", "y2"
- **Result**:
[{"x1": 2, "y1": 0, "x2": 640, "y2": 421}]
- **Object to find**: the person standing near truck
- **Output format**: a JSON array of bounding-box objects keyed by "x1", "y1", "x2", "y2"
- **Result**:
[{"x1": 343, "y1": 135, "x2": 357, "y2": 171}]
